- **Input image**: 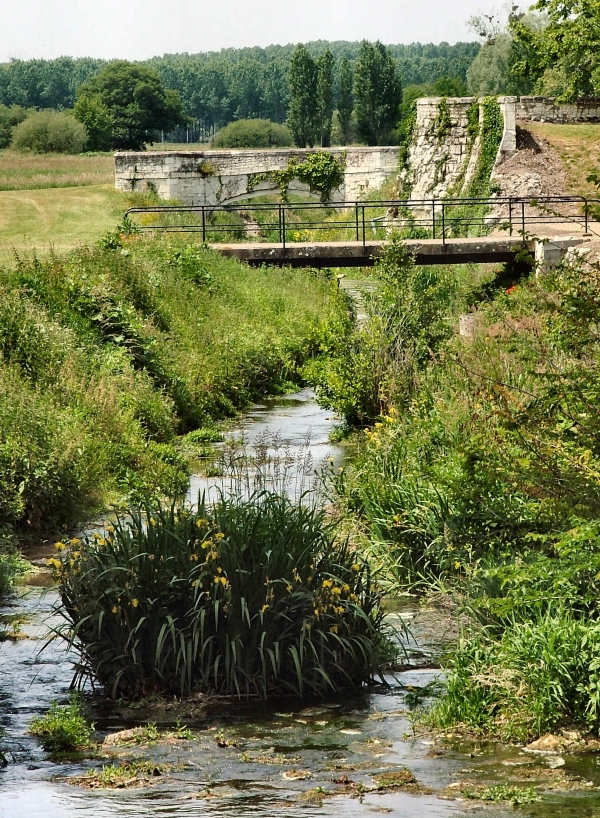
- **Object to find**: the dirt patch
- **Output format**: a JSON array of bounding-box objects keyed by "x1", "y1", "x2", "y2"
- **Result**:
[{"x1": 493, "y1": 127, "x2": 570, "y2": 200}]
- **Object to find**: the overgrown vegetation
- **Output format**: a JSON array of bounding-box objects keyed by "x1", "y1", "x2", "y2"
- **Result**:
[
  {"x1": 212, "y1": 119, "x2": 292, "y2": 148},
  {"x1": 0, "y1": 233, "x2": 331, "y2": 563},
  {"x1": 52, "y1": 491, "x2": 391, "y2": 698},
  {"x1": 11, "y1": 110, "x2": 87, "y2": 154},
  {"x1": 29, "y1": 696, "x2": 93, "y2": 754},
  {"x1": 314, "y1": 236, "x2": 600, "y2": 738}
]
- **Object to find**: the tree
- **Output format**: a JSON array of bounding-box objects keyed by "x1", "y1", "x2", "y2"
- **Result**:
[
  {"x1": 354, "y1": 41, "x2": 402, "y2": 146},
  {"x1": 11, "y1": 110, "x2": 87, "y2": 154},
  {"x1": 337, "y1": 57, "x2": 354, "y2": 145},
  {"x1": 287, "y1": 45, "x2": 318, "y2": 147},
  {"x1": 316, "y1": 50, "x2": 335, "y2": 147},
  {"x1": 0, "y1": 104, "x2": 30, "y2": 148},
  {"x1": 74, "y1": 61, "x2": 186, "y2": 151},
  {"x1": 510, "y1": 0, "x2": 598, "y2": 99}
]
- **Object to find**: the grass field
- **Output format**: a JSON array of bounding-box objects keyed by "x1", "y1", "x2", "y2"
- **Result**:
[
  {"x1": 0, "y1": 184, "x2": 128, "y2": 262},
  {"x1": 0, "y1": 149, "x2": 114, "y2": 191},
  {"x1": 526, "y1": 122, "x2": 600, "y2": 199}
]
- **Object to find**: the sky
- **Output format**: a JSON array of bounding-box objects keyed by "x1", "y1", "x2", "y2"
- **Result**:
[{"x1": 1, "y1": 0, "x2": 493, "y2": 62}]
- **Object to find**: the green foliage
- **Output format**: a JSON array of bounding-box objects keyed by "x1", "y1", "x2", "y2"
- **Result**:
[
  {"x1": 212, "y1": 119, "x2": 292, "y2": 148},
  {"x1": 29, "y1": 696, "x2": 93, "y2": 754},
  {"x1": 0, "y1": 236, "x2": 330, "y2": 540},
  {"x1": 336, "y1": 58, "x2": 354, "y2": 145},
  {"x1": 316, "y1": 50, "x2": 335, "y2": 148},
  {"x1": 11, "y1": 110, "x2": 87, "y2": 154},
  {"x1": 74, "y1": 61, "x2": 186, "y2": 151},
  {"x1": 53, "y1": 492, "x2": 390, "y2": 699},
  {"x1": 466, "y1": 97, "x2": 503, "y2": 197},
  {"x1": 250, "y1": 152, "x2": 345, "y2": 203},
  {"x1": 306, "y1": 239, "x2": 458, "y2": 425},
  {"x1": 428, "y1": 612, "x2": 600, "y2": 740},
  {"x1": 511, "y1": 0, "x2": 600, "y2": 100},
  {"x1": 0, "y1": 104, "x2": 30, "y2": 149},
  {"x1": 354, "y1": 41, "x2": 402, "y2": 146},
  {"x1": 287, "y1": 45, "x2": 319, "y2": 148}
]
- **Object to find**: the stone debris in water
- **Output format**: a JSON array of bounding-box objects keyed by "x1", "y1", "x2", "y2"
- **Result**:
[
  {"x1": 340, "y1": 729, "x2": 362, "y2": 735},
  {"x1": 282, "y1": 769, "x2": 313, "y2": 780},
  {"x1": 103, "y1": 727, "x2": 148, "y2": 746}
]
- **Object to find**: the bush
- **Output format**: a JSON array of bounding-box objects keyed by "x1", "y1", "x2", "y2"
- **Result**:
[
  {"x1": 0, "y1": 104, "x2": 31, "y2": 149},
  {"x1": 428, "y1": 612, "x2": 600, "y2": 740},
  {"x1": 52, "y1": 491, "x2": 391, "y2": 699},
  {"x1": 29, "y1": 696, "x2": 93, "y2": 754},
  {"x1": 11, "y1": 110, "x2": 87, "y2": 154},
  {"x1": 213, "y1": 119, "x2": 292, "y2": 149}
]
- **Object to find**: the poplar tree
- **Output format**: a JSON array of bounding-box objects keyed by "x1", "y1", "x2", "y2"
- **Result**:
[
  {"x1": 316, "y1": 49, "x2": 335, "y2": 147},
  {"x1": 354, "y1": 41, "x2": 402, "y2": 145},
  {"x1": 287, "y1": 45, "x2": 318, "y2": 147},
  {"x1": 337, "y1": 58, "x2": 354, "y2": 145}
]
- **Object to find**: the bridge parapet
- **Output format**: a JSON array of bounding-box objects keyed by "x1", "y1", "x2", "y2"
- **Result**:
[{"x1": 114, "y1": 146, "x2": 399, "y2": 206}]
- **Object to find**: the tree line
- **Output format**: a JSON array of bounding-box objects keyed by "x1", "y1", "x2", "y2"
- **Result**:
[{"x1": 0, "y1": 41, "x2": 479, "y2": 142}]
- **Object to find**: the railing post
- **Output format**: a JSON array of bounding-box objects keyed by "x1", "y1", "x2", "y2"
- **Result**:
[
  {"x1": 362, "y1": 206, "x2": 366, "y2": 251},
  {"x1": 432, "y1": 199, "x2": 436, "y2": 239},
  {"x1": 201, "y1": 206, "x2": 206, "y2": 243},
  {"x1": 585, "y1": 198, "x2": 589, "y2": 234},
  {"x1": 282, "y1": 205, "x2": 286, "y2": 251},
  {"x1": 508, "y1": 198, "x2": 512, "y2": 236},
  {"x1": 441, "y1": 203, "x2": 446, "y2": 248},
  {"x1": 278, "y1": 204, "x2": 283, "y2": 244},
  {"x1": 355, "y1": 203, "x2": 359, "y2": 241},
  {"x1": 521, "y1": 200, "x2": 526, "y2": 236}
]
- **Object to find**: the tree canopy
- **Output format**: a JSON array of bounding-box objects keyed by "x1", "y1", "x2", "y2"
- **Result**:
[
  {"x1": 74, "y1": 61, "x2": 186, "y2": 150},
  {"x1": 354, "y1": 41, "x2": 402, "y2": 146}
]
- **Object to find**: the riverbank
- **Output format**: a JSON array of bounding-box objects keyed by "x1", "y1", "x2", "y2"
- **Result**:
[
  {"x1": 313, "y1": 238, "x2": 600, "y2": 742},
  {"x1": 0, "y1": 230, "x2": 335, "y2": 585}
]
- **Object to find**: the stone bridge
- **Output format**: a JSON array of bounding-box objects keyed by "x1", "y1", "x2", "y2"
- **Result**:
[{"x1": 114, "y1": 147, "x2": 399, "y2": 206}]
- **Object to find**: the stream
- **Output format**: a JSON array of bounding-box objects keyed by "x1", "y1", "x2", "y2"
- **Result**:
[{"x1": 2, "y1": 390, "x2": 600, "y2": 817}]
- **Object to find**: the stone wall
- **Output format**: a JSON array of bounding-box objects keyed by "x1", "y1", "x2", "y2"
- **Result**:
[
  {"x1": 114, "y1": 147, "x2": 399, "y2": 206},
  {"x1": 516, "y1": 96, "x2": 600, "y2": 123},
  {"x1": 405, "y1": 96, "x2": 517, "y2": 201}
]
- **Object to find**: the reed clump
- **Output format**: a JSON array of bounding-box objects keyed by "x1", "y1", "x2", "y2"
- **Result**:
[{"x1": 52, "y1": 491, "x2": 391, "y2": 699}]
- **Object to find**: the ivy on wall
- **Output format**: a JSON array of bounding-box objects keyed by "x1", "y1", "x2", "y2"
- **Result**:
[
  {"x1": 466, "y1": 97, "x2": 503, "y2": 197},
  {"x1": 247, "y1": 151, "x2": 346, "y2": 202}
]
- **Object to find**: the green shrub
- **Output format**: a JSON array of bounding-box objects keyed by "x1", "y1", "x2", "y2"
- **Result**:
[
  {"x1": 428, "y1": 612, "x2": 600, "y2": 740},
  {"x1": 213, "y1": 119, "x2": 292, "y2": 149},
  {"x1": 0, "y1": 104, "x2": 31, "y2": 149},
  {"x1": 29, "y1": 696, "x2": 93, "y2": 754},
  {"x1": 11, "y1": 110, "x2": 87, "y2": 154},
  {"x1": 52, "y1": 491, "x2": 391, "y2": 699}
]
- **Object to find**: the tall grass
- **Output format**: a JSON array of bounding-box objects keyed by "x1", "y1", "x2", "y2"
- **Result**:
[
  {"x1": 51, "y1": 491, "x2": 391, "y2": 699},
  {"x1": 0, "y1": 234, "x2": 333, "y2": 558}
]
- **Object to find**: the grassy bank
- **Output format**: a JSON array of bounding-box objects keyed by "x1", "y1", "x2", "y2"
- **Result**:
[
  {"x1": 0, "y1": 149, "x2": 114, "y2": 191},
  {"x1": 313, "y1": 239, "x2": 600, "y2": 739},
  {"x1": 0, "y1": 231, "x2": 333, "y2": 556}
]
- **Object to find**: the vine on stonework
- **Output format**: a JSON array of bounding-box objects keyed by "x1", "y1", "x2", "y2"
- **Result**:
[
  {"x1": 426, "y1": 98, "x2": 455, "y2": 143},
  {"x1": 246, "y1": 152, "x2": 345, "y2": 202},
  {"x1": 447, "y1": 100, "x2": 481, "y2": 198},
  {"x1": 466, "y1": 97, "x2": 503, "y2": 198}
]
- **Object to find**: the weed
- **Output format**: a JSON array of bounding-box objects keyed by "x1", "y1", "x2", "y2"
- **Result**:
[{"x1": 29, "y1": 696, "x2": 94, "y2": 755}]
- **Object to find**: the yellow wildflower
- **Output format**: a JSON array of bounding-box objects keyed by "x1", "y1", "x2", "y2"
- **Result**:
[
  {"x1": 286, "y1": 584, "x2": 293, "y2": 593},
  {"x1": 334, "y1": 606, "x2": 345, "y2": 615},
  {"x1": 71, "y1": 538, "x2": 81, "y2": 545},
  {"x1": 261, "y1": 604, "x2": 269, "y2": 613},
  {"x1": 215, "y1": 532, "x2": 225, "y2": 540},
  {"x1": 201, "y1": 540, "x2": 212, "y2": 549},
  {"x1": 322, "y1": 579, "x2": 333, "y2": 589},
  {"x1": 343, "y1": 584, "x2": 350, "y2": 593},
  {"x1": 131, "y1": 598, "x2": 139, "y2": 608},
  {"x1": 150, "y1": 518, "x2": 156, "y2": 527},
  {"x1": 112, "y1": 605, "x2": 119, "y2": 614},
  {"x1": 47, "y1": 558, "x2": 61, "y2": 569},
  {"x1": 329, "y1": 625, "x2": 339, "y2": 634},
  {"x1": 190, "y1": 553, "x2": 199, "y2": 562},
  {"x1": 454, "y1": 561, "x2": 461, "y2": 570},
  {"x1": 331, "y1": 587, "x2": 342, "y2": 596},
  {"x1": 55, "y1": 542, "x2": 65, "y2": 551},
  {"x1": 351, "y1": 563, "x2": 360, "y2": 572}
]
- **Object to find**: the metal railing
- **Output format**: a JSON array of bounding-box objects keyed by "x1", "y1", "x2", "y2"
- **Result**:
[{"x1": 125, "y1": 195, "x2": 600, "y2": 248}]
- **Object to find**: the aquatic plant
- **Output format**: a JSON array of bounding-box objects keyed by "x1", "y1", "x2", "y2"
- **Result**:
[
  {"x1": 29, "y1": 696, "x2": 93, "y2": 754},
  {"x1": 51, "y1": 491, "x2": 392, "y2": 699}
]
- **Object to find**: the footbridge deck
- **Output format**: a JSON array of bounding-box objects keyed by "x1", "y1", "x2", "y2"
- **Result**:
[{"x1": 212, "y1": 236, "x2": 533, "y2": 267}]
